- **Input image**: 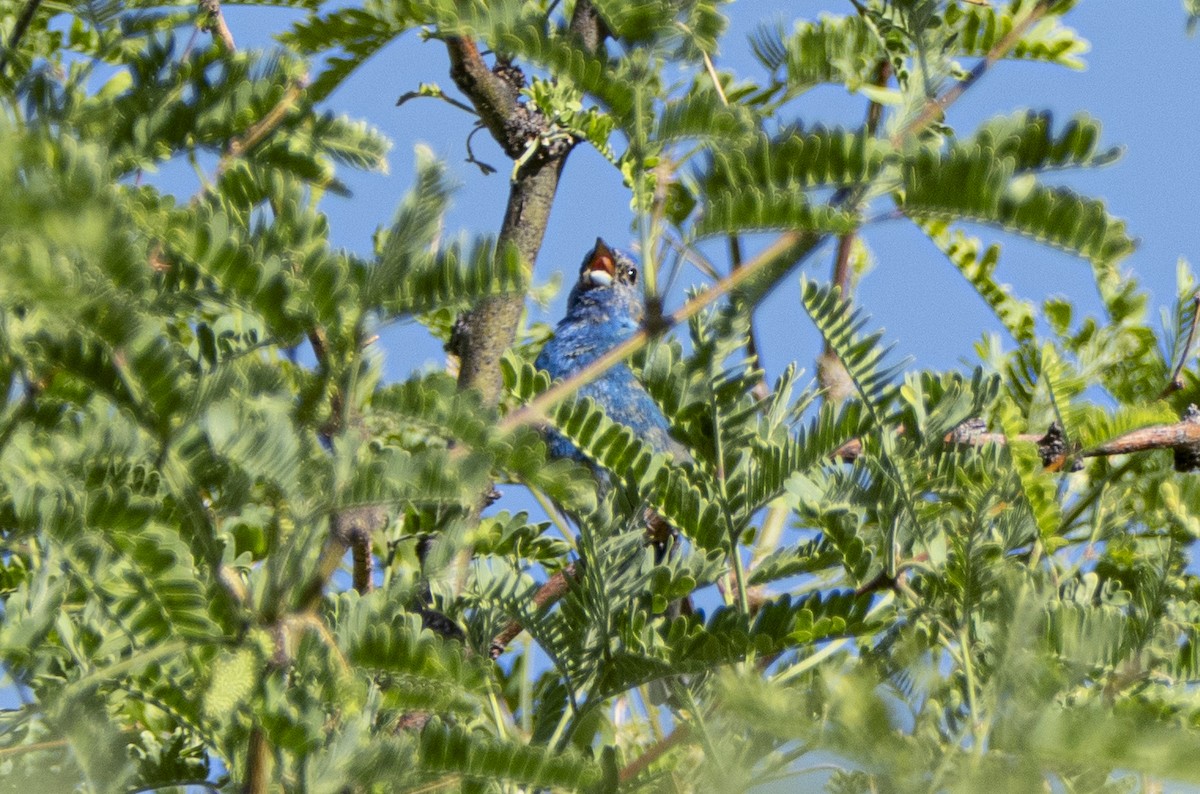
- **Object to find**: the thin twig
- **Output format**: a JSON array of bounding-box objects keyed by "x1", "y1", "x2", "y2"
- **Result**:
[
  {"x1": 701, "y1": 51, "x2": 729, "y2": 106},
  {"x1": 219, "y1": 80, "x2": 307, "y2": 174},
  {"x1": 0, "y1": 738, "x2": 68, "y2": 760},
  {"x1": 1161, "y1": 291, "x2": 1200, "y2": 398},
  {"x1": 729, "y1": 235, "x2": 770, "y2": 402},
  {"x1": 396, "y1": 87, "x2": 479, "y2": 115},
  {"x1": 489, "y1": 563, "x2": 579, "y2": 658},
  {"x1": 821, "y1": 57, "x2": 891, "y2": 403},
  {"x1": 891, "y1": 0, "x2": 1052, "y2": 146},
  {"x1": 619, "y1": 724, "x2": 693, "y2": 784}
]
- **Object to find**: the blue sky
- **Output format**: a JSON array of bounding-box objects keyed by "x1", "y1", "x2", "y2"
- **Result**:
[
  {"x1": 253, "y1": 3, "x2": 1200, "y2": 389},
  {"x1": 195, "y1": 4, "x2": 1200, "y2": 392}
]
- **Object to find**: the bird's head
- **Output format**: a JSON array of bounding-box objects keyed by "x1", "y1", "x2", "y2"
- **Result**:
[{"x1": 564, "y1": 238, "x2": 642, "y2": 322}]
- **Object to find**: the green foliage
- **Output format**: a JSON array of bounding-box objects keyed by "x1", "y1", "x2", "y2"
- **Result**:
[{"x1": 2, "y1": 0, "x2": 1200, "y2": 792}]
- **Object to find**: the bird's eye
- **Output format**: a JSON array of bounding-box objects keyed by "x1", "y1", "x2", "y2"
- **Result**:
[{"x1": 625, "y1": 266, "x2": 638, "y2": 284}]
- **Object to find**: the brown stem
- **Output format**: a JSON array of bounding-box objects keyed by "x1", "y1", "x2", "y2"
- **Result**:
[
  {"x1": 442, "y1": 3, "x2": 607, "y2": 603},
  {"x1": 820, "y1": 58, "x2": 891, "y2": 404},
  {"x1": 489, "y1": 563, "x2": 579, "y2": 658},
  {"x1": 830, "y1": 417, "x2": 1200, "y2": 468},
  {"x1": 729, "y1": 235, "x2": 770, "y2": 402},
  {"x1": 0, "y1": 738, "x2": 68, "y2": 760},
  {"x1": 295, "y1": 506, "x2": 386, "y2": 611},
  {"x1": 199, "y1": 0, "x2": 237, "y2": 52},
  {"x1": 244, "y1": 726, "x2": 269, "y2": 794},
  {"x1": 619, "y1": 724, "x2": 692, "y2": 784},
  {"x1": 350, "y1": 531, "x2": 373, "y2": 594},
  {"x1": 219, "y1": 81, "x2": 306, "y2": 175},
  {"x1": 453, "y1": 160, "x2": 566, "y2": 403},
  {"x1": 1083, "y1": 418, "x2": 1200, "y2": 458}
]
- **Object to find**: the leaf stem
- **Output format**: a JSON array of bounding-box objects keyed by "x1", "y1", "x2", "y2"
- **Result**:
[
  {"x1": 1161, "y1": 291, "x2": 1200, "y2": 397},
  {"x1": 0, "y1": 738, "x2": 67, "y2": 759},
  {"x1": 891, "y1": 0, "x2": 1054, "y2": 146},
  {"x1": 959, "y1": 624, "x2": 984, "y2": 754}
]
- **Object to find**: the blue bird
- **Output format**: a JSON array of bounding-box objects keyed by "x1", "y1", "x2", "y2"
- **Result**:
[
  {"x1": 535, "y1": 239, "x2": 687, "y2": 469},
  {"x1": 536, "y1": 240, "x2": 692, "y2": 626}
]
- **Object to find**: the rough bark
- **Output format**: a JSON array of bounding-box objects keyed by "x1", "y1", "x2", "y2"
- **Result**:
[{"x1": 447, "y1": 2, "x2": 606, "y2": 405}]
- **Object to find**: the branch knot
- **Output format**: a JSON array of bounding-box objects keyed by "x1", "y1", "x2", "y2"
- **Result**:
[{"x1": 1174, "y1": 404, "x2": 1200, "y2": 473}]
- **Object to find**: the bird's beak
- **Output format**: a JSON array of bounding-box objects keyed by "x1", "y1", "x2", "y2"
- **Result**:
[{"x1": 583, "y1": 238, "x2": 616, "y2": 287}]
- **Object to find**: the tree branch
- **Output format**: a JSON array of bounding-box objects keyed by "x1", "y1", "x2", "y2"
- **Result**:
[
  {"x1": 244, "y1": 726, "x2": 269, "y2": 794},
  {"x1": 449, "y1": 1, "x2": 606, "y2": 405},
  {"x1": 830, "y1": 414, "x2": 1200, "y2": 472},
  {"x1": 199, "y1": 0, "x2": 236, "y2": 52},
  {"x1": 728, "y1": 235, "x2": 770, "y2": 402},
  {"x1": 218, "y1": 80, "x2": 307, "y2": 177},
  {"x1": 489, "y1": 562, "x2": 579, "y2": 658}
]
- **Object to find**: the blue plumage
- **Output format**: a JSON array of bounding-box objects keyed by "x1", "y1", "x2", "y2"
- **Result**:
[{"x1": 535, "y1": 239, "x2": 685, "y2": 466}]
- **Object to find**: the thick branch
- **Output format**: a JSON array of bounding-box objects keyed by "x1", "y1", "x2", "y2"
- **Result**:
[
  {"x1": 199, "y1": 0, "x2": 236, "y2": 52},
  {"x1": 1084, "y1": 416, "x2": 1200, "y2": 460},
  {"x1": 244, "y1": 726, "x2": 269, "y2": 794},
  {"x1": 453, "y1": 161, "x2": 566, "y2": 403},
  {"x1": 448, "y1": 1, "x2": 606, "y2": 405},
  {"x1": 445, "y1": 37, "x2": 524, "y2": 158}
]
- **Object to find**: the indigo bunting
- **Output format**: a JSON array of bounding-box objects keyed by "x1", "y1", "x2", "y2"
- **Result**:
[
  {"x1": 537, "y1": 240, "x2": 691, "y2": 624},
  {"x1": 535, "y1": 239, "x2": 687, "y2": 468}
]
